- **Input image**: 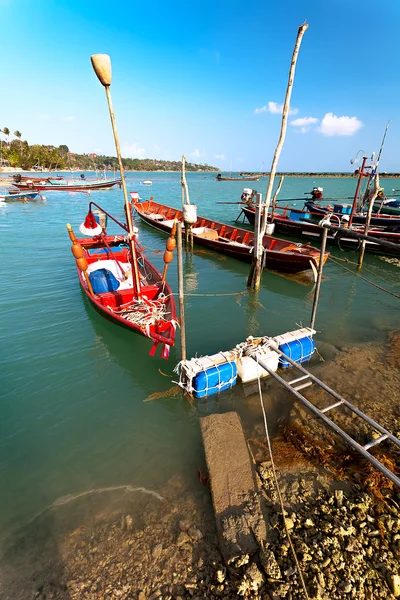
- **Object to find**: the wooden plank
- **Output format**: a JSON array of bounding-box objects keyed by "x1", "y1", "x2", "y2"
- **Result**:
[{"x1": 200, "y1": 412, "x2": 266, "y2": 562}]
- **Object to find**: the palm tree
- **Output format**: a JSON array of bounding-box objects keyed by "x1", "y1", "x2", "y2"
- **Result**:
[{"x1": 14, "y1": 130, "x2": 22, "y2": 158}]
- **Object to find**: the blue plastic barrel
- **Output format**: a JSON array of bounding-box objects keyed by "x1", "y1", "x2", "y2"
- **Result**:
[
  {"x1": 278, "y1": 336, "x2": 315, "y2": 368},
  {"x1": 88, "y1": 268, "x2": 120, "y2": 294},
  {"x1": 192, "y1": 362, "x2": 237, "y2": 398}
]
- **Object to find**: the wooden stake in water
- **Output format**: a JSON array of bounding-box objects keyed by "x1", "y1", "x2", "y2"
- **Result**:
[
  {"x1": 90, "y1": 53, "x2": 142, "y2": 299},
  {"x1": 248, "y1": 23, "x2": 308, "y2": 290},
  {"x1": 181, "y1": 154, "x2": 193, "y2": 250},
  {"x1": 177, "y1": 222, "x2": 187, "y2": 361},
  {"x1": 358, "y1": 173, "x2": 380, "y2": 269},
  {"x1": 310, "y1": 226, "x2": 328, "y2": 331},
  {"x1": 247, "y1": 193, "x2": 263, "y2": 288}
]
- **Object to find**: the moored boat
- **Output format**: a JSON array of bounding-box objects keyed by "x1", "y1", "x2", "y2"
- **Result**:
[
  {"x1": 131, "y1": 195, "x2": 329, "y2": 276},
  {"x1": 13, "y1": 175, "x2": 122, "y2": 192},
  {"x1": 66, "y1": 202, "x2": 177, "y2": 358},
  {"x1": 216, "y1": 173, "x2": 260, "y2": 181},
  {"x1": 240, "y1": 204, "x2": 400, "y2": 256},
  {"x1": 0, "y1": 187, "x2": 41, "y2": 201}
]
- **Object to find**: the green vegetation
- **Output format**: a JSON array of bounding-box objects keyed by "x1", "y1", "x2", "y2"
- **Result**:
[{"x1": 0, "y1": 130, "x2": 218, "y2": 172}]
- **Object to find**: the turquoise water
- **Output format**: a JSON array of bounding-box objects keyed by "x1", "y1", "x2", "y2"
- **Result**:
[{"x1": 0, "y1": 172, "x2": 399, "y2": 547}]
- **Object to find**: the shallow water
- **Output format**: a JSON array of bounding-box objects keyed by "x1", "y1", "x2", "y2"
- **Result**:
[{"x1": 0, "y1": 171, "x2": 399, "y2": 550}]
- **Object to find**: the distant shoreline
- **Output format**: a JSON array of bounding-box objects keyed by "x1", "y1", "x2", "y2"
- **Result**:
[{"x1": 1, "y1": 167, "x2": 400, "y2": 179}]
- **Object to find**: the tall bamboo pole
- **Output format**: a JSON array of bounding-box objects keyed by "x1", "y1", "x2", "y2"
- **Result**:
[
  {"x1": 270, "y1": 175, "x2": 285, "y2": 223},
  {"x1": 90, "y1": 54, "x2": 142, "y2": 299},
  {"x1": 248, "y1": 23, "x2": 308, "y2": 290},
  {"x1": 358, "y1": 173, "x2": 380, "y2": 269},
  {"x1": 177, "y1": 222, "x2": 187, "y2": 361}
]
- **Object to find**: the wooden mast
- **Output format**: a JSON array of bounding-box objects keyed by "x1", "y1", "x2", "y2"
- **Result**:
[
  {"x1": 248, "y1": 23, "x2": 308, "y2": 290},
  {"x1": 90, "y1": 53, "x2": 142, "y2": 299}
]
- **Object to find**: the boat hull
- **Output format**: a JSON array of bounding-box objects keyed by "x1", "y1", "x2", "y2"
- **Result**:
[
  {"x1": 73, "y1": 235, "x2": 176, "y2": 350},
  {"x1": 131, "y1": 197, "x2": 329, "y2": 275},
  {"x1": 241, "y1": 206, "x2": 400, "y2": 257},
  {"x1": 303, "y1": 201, "x2": 400, "y2": 230},
  {"x1": 15, "y1": 178, "x2": 121, "y2": 192}
]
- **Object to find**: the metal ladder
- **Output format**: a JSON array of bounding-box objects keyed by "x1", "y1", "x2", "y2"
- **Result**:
[{"x1": 252, "y1": 345, "x2": 400, "y2": 488}]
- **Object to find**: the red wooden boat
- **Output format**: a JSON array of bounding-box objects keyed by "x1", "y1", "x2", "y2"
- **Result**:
[
  {"x1": 66, "y1": 201, "x2": 177, "y2": 358},
  {"x1": 131, "y1": 195, "x2": 329, "y2": 276}
]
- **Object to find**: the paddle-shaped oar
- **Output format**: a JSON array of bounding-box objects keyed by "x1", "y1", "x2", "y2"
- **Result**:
[{"x1": 90, "y1": 53, "x2": 142, "y2": 299}]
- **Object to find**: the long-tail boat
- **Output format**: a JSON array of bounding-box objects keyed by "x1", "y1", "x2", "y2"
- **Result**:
[
  {"x1": 66, "y1": 201, "x2": 177, "y2": 358},
  {"x1": 131, "y1": 195, "x2": 329, "y2": 276},
  {"x1": 0, "y1": 187, "x2": 41, "y2": 202},
  {"x1": 216, "y1": 173, "x2": 260, "y2": 181},
  {"x1": 303, "y1": 200, "x2": 400, "y2": 230},
  {"x1": 14, "y1": 175, "x2": 121, "y2": 192},
  {"x1": 239, "y1": 204, "x2": 400, "y2": 256}
]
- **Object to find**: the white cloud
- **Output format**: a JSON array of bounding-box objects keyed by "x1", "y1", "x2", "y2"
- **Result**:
[
  {"x1": 189, "y1": 148, "x2": 202, "y2": 158},
  {"x1": 153, "y1": 144, "x2": 161, "y2": 152},
  {"x1": 62, "y1": 115, "x2": 76, "y2": 121},
  {"x1": 39, "y1": 113, "x2": 51, "y2": 120},
  {"x1": 123, "y1": 142, "x2": 146, "y2": 157},
  {"x1": 319, "y1": 112, "x2": 363, "y2": 136},
  {"x1": 290, "y1": 116, "x2": 319, "y2": 134},
  {"x1": 291, "y1": 117, "x2": 319, "y2": 127},
  {"x1": 254, "y1": 101, "x2": 298, "y2": 115},
  {"x1": 214, "y1": 153, "x2": 225, "y2": 160}
]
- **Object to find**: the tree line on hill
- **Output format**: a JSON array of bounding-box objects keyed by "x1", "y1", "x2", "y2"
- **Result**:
[{"x1": 0, "y1": 129, "x2": 218, "y2": 172}]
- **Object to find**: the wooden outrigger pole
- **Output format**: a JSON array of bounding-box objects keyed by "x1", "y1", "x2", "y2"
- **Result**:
[
  {"x1": 248, "y1": 23, "x2": 308, "y2": 290},
  {"x1": 90, "y1": 53, "x2": 142, "y2": 299}
]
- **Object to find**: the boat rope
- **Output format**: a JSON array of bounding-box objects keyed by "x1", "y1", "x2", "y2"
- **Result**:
[
  {"x1": 329, "y1": 254, "x2": 400, "y2": 285},
  {"x1": 255, "y1": 356, "x2": 310, "y2": 600},
  {"x1": 328, "y1": 256, "x2": 400, "y2": 299},
  {"x1": 171, "y1": 291, "x2": 247, "y2": 297}
]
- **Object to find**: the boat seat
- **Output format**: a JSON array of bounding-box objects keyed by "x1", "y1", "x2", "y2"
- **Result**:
[
  {"x1": 192, "y1": 227, "x2": 219, "y2": 241},
  {"x1": 280, "y1": 244, "x2": 297, "y2": 252},
  {"x1": 147, "y1": 213, "x2": 165, "y2": 220}
]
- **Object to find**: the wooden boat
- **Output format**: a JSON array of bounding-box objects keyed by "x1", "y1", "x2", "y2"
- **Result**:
[
  {"x1": 240, "y1": 205, "x2": 400, "y2": 257},
  {"x1": 373, "y1": 198, "x2": 400, "y2": 216},
  {"x1": 13, "y1": 176, "x2": 122, "y2": 192},
  {"x1": 131, "y1": 195, "x2": 329, "y2": 275},
  {"x1": 216, "y1": 173, "x2": 260, "y2": 181},
  {"x1": 66, "y1": 202, "x2": 177, "y2": 358},
  {"x1": 0, "y1": 187, "x2": 40, "y2": 201},
  {"x1": 303, "y1": 200, "x2": 400, "y2": 230}
]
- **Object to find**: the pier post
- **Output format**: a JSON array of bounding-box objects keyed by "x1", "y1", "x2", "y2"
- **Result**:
[{"x1": 310, "y1": 226, "x2": 328, "y2": 330}]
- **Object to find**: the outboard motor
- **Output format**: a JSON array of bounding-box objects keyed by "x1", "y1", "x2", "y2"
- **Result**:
[
  {"x1": 241, "y1": 187, "x2": 256, "y2": 204},
  {"x1": 310, "y1": 186, "x2": 323, "y2": 200}
]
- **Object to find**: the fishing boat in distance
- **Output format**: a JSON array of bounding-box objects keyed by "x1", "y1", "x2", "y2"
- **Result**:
[
  {"x1": 131, "y1": 195, "x2": 329, "y2": 276},
  {"x1": 216, "y1": 173, "x2": 260, "y2": 182},
  {"x1": 66, "y1": 202, "x2": 177, "y2": 358},
  {"x1": 13, "y1": 174, "x2": 122, "y2": 192},
  {"x1": 0, "y1": 187, "x2": 41, "y2": 202}
]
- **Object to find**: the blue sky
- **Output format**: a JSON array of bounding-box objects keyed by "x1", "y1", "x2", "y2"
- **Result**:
[{"x1": 2, "y1": 0, "x2": 400, "y2": 171}]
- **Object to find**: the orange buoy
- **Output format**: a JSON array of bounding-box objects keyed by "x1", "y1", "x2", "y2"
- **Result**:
[
  {"x1": 166, "y1": 236, "x2": 176, "y2": 251},
  {"x1": 162, "y1": 220, "x2": 178, "y2": 282},
  {"x1": 76, "y1": 256, "x2": 89, "y2": 272},
  {"x1": 71, "y1": 241, "x2": 84, "y2": 259}
]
